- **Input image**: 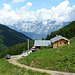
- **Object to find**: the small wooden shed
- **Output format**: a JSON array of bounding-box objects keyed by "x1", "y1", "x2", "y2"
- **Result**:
[{"x1": 34, "y1": 40, "x2": 50, "y2": 49}]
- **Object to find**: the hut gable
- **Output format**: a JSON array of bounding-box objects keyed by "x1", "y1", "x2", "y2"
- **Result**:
[{"x1": 50, "y1": 35, "x2": 70, "y2": 48}]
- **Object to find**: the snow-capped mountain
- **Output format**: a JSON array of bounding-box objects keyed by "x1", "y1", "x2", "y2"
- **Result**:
[{"x1": 10, "y1": 20, "x2": 70, "y2": 39}]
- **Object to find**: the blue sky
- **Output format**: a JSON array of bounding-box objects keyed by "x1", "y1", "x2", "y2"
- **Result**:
[
  {"x1": 0, "y1": 0, "x2": 75, "y2": 26},
  {"x1": 0, "y1": 0, "x2": 75, "y2": 11}
]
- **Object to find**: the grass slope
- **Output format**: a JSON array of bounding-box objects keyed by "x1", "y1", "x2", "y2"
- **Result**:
[
  {"x1": 0, "y1": 58, "x2": 50, "y2": 75},
  {"x1": 18, "y1": 37, "x2": 75, "y2": 72},
  {"x1": 0, "y1": 24, "x2": 32, "y2": 47}
]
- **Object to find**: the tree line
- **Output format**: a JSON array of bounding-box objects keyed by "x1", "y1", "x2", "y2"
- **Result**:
[
  {"x1": 43, "y1": 21, "x2": 75, "y2": 40},
  {"x1": 0, "y1": 40, "x2": 34, "y2": 59}
]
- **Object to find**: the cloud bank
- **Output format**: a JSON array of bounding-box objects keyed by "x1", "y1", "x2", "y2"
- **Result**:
[{"x1": 0, "y1": 0, "x2": 75, "y2": 26}]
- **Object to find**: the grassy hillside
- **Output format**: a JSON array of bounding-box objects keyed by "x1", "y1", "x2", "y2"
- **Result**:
[
  {"x1": 18, "y1": 37, "x2": 75, "y2": 72},
  {"x1": 0, "y1": 23, "x2": 32, "y2": 47},
  {"x1": 0, "y1": 58, "x2": 50, "y2": 75}
]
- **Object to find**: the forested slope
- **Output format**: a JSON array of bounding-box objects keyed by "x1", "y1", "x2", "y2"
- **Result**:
[
  {"x1": 0, "y1": 40, "x2": 34, "y2": 58},
  {"x1": 0, "y1": 23, "x2": 32, "y2": 47},
  {"x1": 45, "y1": 21, "x2": 75, "y2": 40}
]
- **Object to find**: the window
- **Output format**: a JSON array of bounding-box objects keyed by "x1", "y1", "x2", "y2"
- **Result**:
[
  {"x1": 64, "y1": 42, "x2": 66, "y2": 44},
  {"x1": 60, "y1": 42, "x2": 62, "y2": 44}
]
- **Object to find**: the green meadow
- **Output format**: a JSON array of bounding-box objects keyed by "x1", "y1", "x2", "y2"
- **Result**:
[
  {"x1": 18, "y1": 37, "x2": 75, "y2": 73},
  {"x1": 0, "y1": 58, "x2": 50, "y2": 75}
]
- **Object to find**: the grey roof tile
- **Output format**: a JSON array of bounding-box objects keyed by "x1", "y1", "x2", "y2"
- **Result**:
[
  {"x1": 50, "y1": 35, "x2": 69, "y2": 43},
  {"x1": 34, "y1": 40, "x2": 50, "y2": 46}
]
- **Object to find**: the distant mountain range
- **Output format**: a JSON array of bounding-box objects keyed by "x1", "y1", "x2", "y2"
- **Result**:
[
  {"x1": 0, "y1": 24, "x2": 32, "y2": 47},
  {"x1": 10, "y1": 20, "x2": 70, "y2": 40},
  {"x1": 22, "y1": 32, "x2": 46, "y2": 40}
]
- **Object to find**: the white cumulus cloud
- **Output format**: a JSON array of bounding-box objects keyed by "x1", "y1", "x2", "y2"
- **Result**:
[
  {"x1": 50, "y1": 0, "x2": 71, "y2": 22},
  {"x1": 36, "y1": 9, "x2": 51, "y2": 22},
  {"x1": 35, "y1": 0, "x2": 72, "y2": 23},
  {"x1": 3, "y1": 3, "x2": 11, "y2": 11},
  {"x1": 0, "y1": 2, "x2": 33, "y2": 26},
  {"x1": 0, "y1": 0, "x2": 75, "y2": 29}
]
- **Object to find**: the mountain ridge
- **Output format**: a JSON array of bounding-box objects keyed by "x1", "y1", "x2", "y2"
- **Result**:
[
  {"x1": 0, "y1": 23, "x2": 32, "y2": 47},
  {"x1": 10, "y1": 20, "x2": 70, "y2": 40}
]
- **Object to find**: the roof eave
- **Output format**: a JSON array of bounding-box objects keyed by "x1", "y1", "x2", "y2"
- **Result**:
[{"x1": 51, "y1": 38, "x2": 70, "y2": 43}]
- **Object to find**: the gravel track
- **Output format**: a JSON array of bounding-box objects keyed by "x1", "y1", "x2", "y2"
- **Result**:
[{"x1": 8, "y1": 55, "x2": 75, "y2": 75}]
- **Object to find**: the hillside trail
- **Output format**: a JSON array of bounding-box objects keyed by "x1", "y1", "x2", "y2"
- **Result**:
[{"x1": 8, "y1": 55, "x2": 75, "y2": 75}]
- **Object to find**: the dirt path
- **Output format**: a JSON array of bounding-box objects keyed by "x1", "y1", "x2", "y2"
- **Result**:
[{"x1": 8, "y1": 55, "x2": 75, "y2": 75}]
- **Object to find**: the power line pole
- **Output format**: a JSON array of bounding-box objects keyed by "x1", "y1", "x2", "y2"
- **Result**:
[{"x1": 28, "y1": 39, "x2": 29, "y2": 53}]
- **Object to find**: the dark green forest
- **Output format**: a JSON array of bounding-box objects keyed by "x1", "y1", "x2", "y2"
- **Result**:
[
  {"x1": 45, "y1": 21, "x2": 75, "y2": 40},
  {"x1": 0, "y1": 23, "x2": 32, "y2": 47},
  {"x1": 0, "y1": 40, "x2": 34, "y2": 58},
  {"x1": 0, "y1": 23, "x2": 33, "y2": 58}
]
